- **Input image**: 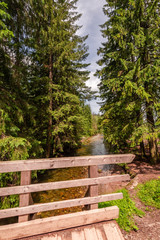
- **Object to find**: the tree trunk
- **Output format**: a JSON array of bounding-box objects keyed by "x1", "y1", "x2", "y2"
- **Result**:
[
  {"x1": 135, "y1": 110, "x2": 147, "y2": 158},
  {"x1": 146, "y1": 101, "x2": 158, "y2": 164},
  {"x1": 46, "y1": 54, "x2": 53, "y2": 158},
  {"x1": 140, "y1": 140, "x2": 146, "y2": 158}
]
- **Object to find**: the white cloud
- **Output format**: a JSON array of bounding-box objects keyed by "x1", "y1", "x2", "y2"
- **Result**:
[
  {"x1": 76, "y1": 0, "x2": 106, "y2": 113},
  {"x1": 86, "y1": 72, "x2": 99, "y2": 92}
]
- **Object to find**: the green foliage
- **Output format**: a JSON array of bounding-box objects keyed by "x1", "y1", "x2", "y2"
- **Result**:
[
  {"x1": 99, "y1": 189, "x2": 144, "y2": 232},
  {"x1": 0, "y1": 0, "x2": 91, "y2": 159},
  {"x1": 0, "y1": 136, "x2": 31, "y2": 161},
  {"x1": 96, "y1": 0, "x2": 160, "y2": 162},
  {"x1": 0, "y1": 136, "x2": 31, "y2": 209},
  {"x1": 0, "y1": 171, "x2": 19, "y2": 209},
  {"x1": 91, "y1": 114, "x2": 101, "y2": 136},
  {"x1": 0, "y1": 0, "x2": 91, "y2": 209},
  {"x1": 0, "y1": 194, "x2": 19, "y2": 210},
  {"x1": 81, "y1": 104, "x2": 92, "y2": 137},
  {"x1": 28, "y1": 0, "x2": 91, "y2": 157},
  {"x1": 0, "y1": 2, "x2": 14, "y2": 40},
  {"x1": 137, "y1": 179, "x2": 160, "y2": 209}
]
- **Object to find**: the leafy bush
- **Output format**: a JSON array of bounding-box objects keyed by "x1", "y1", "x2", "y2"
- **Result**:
[
  {"x1": 137, "y1": 179, "x2": 160, "y2": 209},
  {"x1": 0, "y1": 136, "x2": 31, "y2": 161},
  {"x1": 99, "y1": 189, "x2": 144, "y2": 232},
  {"x1": 0, "y1": 136, "x2": 31, "y2": 209}
]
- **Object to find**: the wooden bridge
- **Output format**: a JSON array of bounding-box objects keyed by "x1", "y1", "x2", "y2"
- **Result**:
[{"x1": 0, "y1": 154, "x2": 135, "y2": 240}]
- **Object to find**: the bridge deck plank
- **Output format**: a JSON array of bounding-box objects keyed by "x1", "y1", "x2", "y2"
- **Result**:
[
  {"x1": 0, "y1": 207, "x2": 119, "y2": 240},
  {"x1": 21, "y1": 221, "x2": 124, "y2": 240}
]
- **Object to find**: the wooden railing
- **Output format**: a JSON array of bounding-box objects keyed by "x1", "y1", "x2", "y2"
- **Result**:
[{"x1": 0, "y1": 154, "x2": 134, "y2": 239}]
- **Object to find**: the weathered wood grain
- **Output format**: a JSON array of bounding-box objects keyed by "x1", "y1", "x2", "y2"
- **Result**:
[
  {"x1": 0, "y1": 154, "x2": 135, "y2": 173},
  {"x1": 88, "y1": 165, "x2": 98, "y2": 209},
  {"x1": 84, "y1": 227, "x2": 98, "y2": 240},
  {"x1": 95, "y1": 226, "x2": 106, "y2": 240},
  {"x1": 103, "y1": 222, "x2": 124, "y2": 240},
  {"x1": 0, "y1": 193, "x2": 122, "y2": 219},
  {"x1": 18, "y1": 171, "x2": 31, "y2": 223},
  {"x1": 0, "y1": 174, "x2": 130, "y2": 197},
  {"x1": 0, "y1": 206, "x2": 119, "y2": 240},
  {"x1": 72, "y1": 229, "x2": 85, "y2": 240}
]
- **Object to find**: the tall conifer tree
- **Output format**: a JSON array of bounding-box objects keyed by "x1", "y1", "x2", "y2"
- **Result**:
[
  {"x1": 96, "y1": 0, "x2": 160, "y2": 163},
  {"x1": 29, "y1": 0, "x2": 90, "y2": 157}
]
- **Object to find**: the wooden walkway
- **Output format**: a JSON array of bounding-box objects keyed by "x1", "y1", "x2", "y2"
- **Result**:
[{"x1": 25, "y1": 221, "x2": 124, "y2": 240}]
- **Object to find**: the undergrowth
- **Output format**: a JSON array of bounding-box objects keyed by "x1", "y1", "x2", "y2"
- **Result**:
[
  {"x1": 137, "y1": 178, "x2": 160, "y2": 209},
  {"x1": 98, "y1": 189, "x2": 144, "y2": 232}
]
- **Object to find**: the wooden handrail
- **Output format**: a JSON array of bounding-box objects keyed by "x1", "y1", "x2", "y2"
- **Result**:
[
  {"x1": 0, "y1": 175, "x2": 130, "y2": 197},
  {"x1": 0, "y1": 154, "x2": 135, "y2": 173},
  {"x1": 0, "y1": 154, "x2": 134, "y2": 225},
  {"x1": 0, "y1": 193, "x2": 123, "y2": 219}
]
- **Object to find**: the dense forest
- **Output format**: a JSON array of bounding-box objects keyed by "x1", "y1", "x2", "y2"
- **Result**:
[
  {"x1": 0, "y1": 0, "x2": 100, "y2": 210},
  {"x1": 96, "y1": 0, "x2": 160, "y2": 164},
  {"x1": 0, "y1": 0, "x2": 97, "y2": 162},
  {"x1": 0, "y1": 0, "x2": 160, "y2": 212}
]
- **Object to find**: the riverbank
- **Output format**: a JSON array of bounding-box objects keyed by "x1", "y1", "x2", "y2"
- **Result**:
[
  {"x1": 98, "y1": 158, "x2": 160, "y2": 240},
  {"x1": 80, "y1": 134, "x2": 104, "y2": 144}
]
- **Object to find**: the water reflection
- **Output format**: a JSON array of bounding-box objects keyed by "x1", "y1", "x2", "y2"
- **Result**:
[
  {"x1": 76, "y1": 134, "x2": 108, "y2": 156},
  {"x1": 76, "y1": 134, "x2": 110, "y2": 171}
]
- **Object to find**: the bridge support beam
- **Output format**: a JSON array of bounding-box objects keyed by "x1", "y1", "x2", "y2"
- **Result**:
[
  {"x1": 88, "y1": 165, "x2": 98, "y2": 209},
  {"x1": 18, "y1": 170, "x2": 31, "y2": 223}
]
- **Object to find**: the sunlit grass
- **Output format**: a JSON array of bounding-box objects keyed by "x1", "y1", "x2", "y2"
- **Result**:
[{"x1": 99, "y1": 189, "x2": 144, "y2": 232}]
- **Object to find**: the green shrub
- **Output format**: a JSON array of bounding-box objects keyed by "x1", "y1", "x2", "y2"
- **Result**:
[
  {"x1": 0, "y1": 136, "x2": 31, "y2": 209},
  {"x1": 137, "y1": 179, "x2": 160, "y2": 209},
  {"x1": 99, "y1": 189, "x2": 144, "y2": 232}
]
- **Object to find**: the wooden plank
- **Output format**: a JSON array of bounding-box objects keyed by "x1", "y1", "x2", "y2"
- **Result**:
[
  {"x1": 72, "y1": 229, "x2": 85, "y2": 240},
  {"x1": 103, "y1": 222, "x2": 124, "y2": 240},
  {"x1": 0, "y1": 154, "x2": 135, "y2": 173},
  {"x1": 88, "y1": 165, "x2": 98, "y2": 210},
  {"x1": 0, "y1": 206, "x2": 119, "y2": 240},
  {"x1": 0, "y1": 193, "x2": 122, "y2": 219},
  {"x1": 57, "y1": 236, "x2": 62, "y2": 240},
  {"x1": 18, "y1": 171, "x2": 31, "y2": 223},
  {"x1": 41, "y1": 236, "x2": 59, "y2": 240},
  {"x1": 84, "y1": 227, "x2": 98, "y2": 240},
  {"x1": 112, "y1": 221, "x2": 125, "y2": 240},
  {"x1": 0, "y1": 174, "x2": 130, "y2": 197},
  {"x1": 95, "y1": 226, "x2": 106, "y2": 240}
]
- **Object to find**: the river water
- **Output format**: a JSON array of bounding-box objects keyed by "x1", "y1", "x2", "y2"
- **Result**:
[
  {"x1": 0, "y1": 134, "x2": 110, "y2": 225},
  {"x1": 76, "y1": 134, "x2": 110, "y2": 171},
  {"x1": 32, "y1": 134, "x2": 110, "y2": 218},
  {"x1": 76, "y1": 134, "x2": 108, "y2": 156}
]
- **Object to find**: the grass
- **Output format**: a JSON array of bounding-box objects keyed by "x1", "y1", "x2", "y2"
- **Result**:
[
  {"x1": 137, "y1": 178, "x2": 160, "y2": 209},
  {"x1": 98, "y1": 189, "x2": 144, "y2": 232},
  {"x1": 98, "y1": 179, "x2": 160, "y2": 232}
]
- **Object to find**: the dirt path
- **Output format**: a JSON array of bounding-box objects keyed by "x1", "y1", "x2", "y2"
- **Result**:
[{"x1": 102, "y1": 159, "x2": 160, "y2": 240}]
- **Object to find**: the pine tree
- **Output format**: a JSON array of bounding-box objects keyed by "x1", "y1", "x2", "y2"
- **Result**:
[
  {"x1": 96, "y1": 0, "x2": 160, "y2": 163},
  {"x1": 1, "y1": 0, "x2": 32, "y2": 138},
  {"x1": 29, "y1": 0, "x2": 90, "y2": 157}
]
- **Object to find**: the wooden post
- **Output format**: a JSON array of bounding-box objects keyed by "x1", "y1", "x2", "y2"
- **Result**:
[
  {"x1": 88, "y1": 165, "x2": 98, "y2": 209},
  {"x1": 18, "y1": 171, "x2": 31, "y2": 223}
]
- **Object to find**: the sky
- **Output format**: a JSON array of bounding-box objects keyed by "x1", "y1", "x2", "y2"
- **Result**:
[{"x1": 76, "y1": 0, "x2": 106, "y2": 114}]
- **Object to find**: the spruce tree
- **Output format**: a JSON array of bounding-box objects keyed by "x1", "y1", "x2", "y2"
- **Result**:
[
  {"x1": 96, "y1": 0, "x2": 160, "y2": 163},
  {"x1": 29, "y1": 0, "x2": 90, "y2": 157},
  {"x1": 1, "y1": 0, "x2": 32, "y2": 139}
]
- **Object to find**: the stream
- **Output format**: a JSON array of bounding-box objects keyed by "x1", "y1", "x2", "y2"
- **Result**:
[
  {"x1": 76, "y1": 134, "x2": 110, "y2": 171},
  {"x1": 32, "y1": 134, "x2": 110, "y2": 218},
  {"x1": 76, "y1": 134, "x2": 108, "y2": 156},
  {"x1": 0, "y1": 134, "x2": 111, "y2": 224}
]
